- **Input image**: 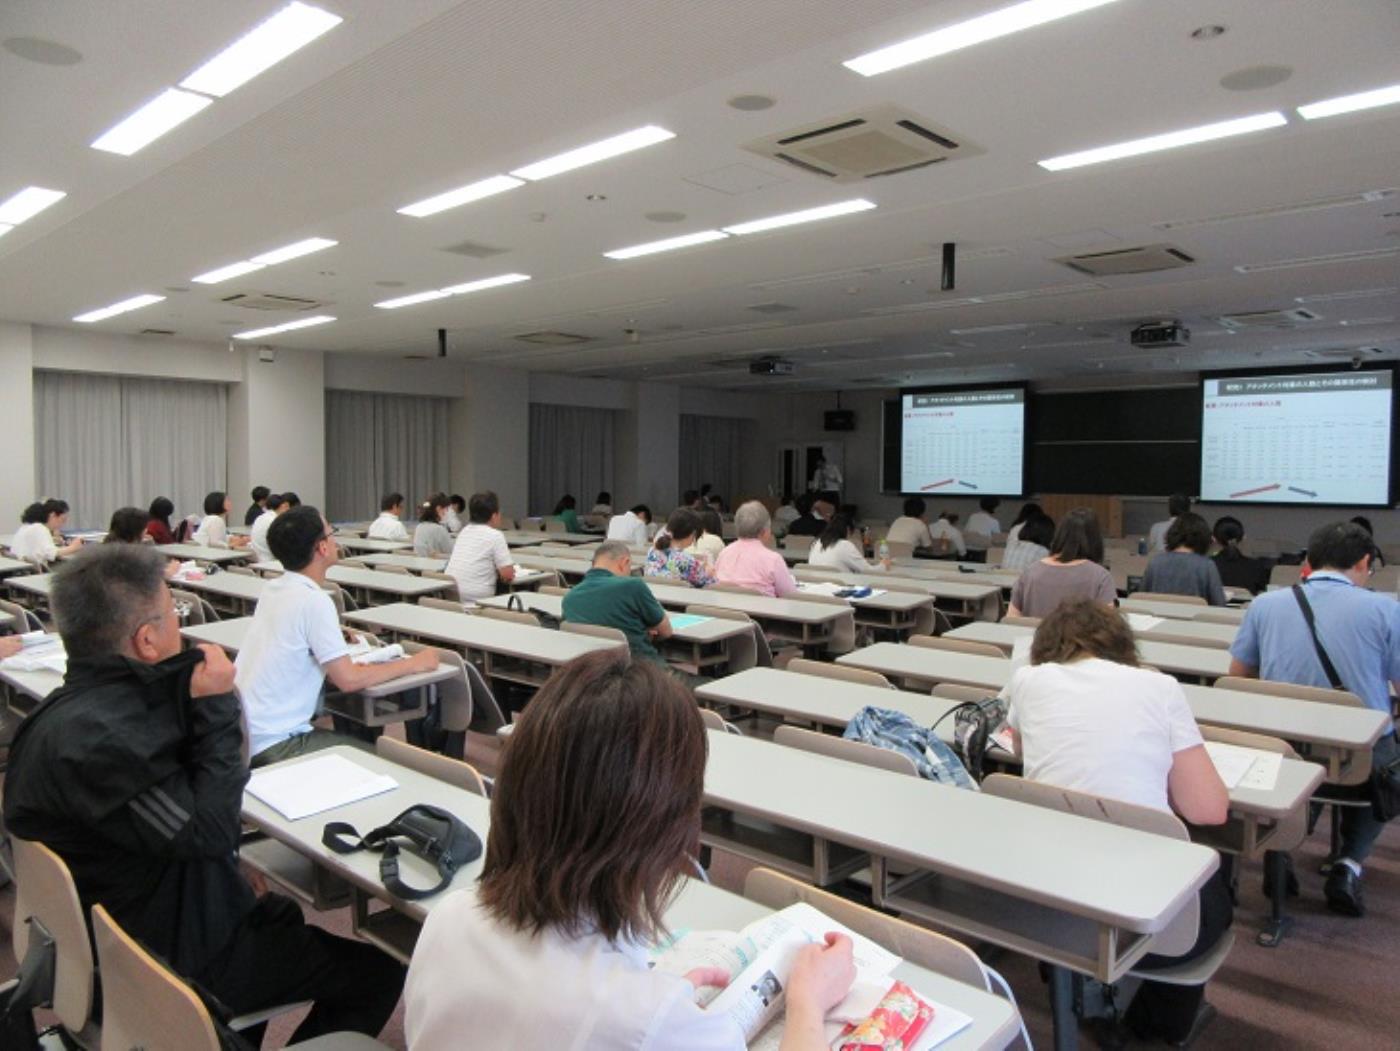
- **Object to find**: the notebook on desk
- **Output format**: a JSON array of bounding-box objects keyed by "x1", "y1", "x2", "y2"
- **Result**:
[{"x1": 247, "y1": 754, "x2": 398, "y2": 821}]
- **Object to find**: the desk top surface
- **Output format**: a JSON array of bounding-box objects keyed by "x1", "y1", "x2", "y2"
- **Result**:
[
  {"x1": 646, "y1": 582, "x2": 848, "y2": 624},
  {"x1": 6, "y1": 573, "x2": 52, "y2": 595},
  {"x1": 333, "y1": 537, "x2": 413, "y2": 553},
  {"x1": 342, "y1": 602, "x2": 626, "y2": 662},
  {"x1": 1120, "y1": 599, "x2": 1246, "y2": 624},
  {"x1": 156, "y1": 543, "x2": 253, "y2": 563},
  {"x1": 475, "y1": 592, "x2": 750, "y2": 643}
]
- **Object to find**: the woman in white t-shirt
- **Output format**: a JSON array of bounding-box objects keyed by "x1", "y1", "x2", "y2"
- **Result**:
[
  {"x1": 808, "y1": 515, "x2": 891, "y2": 574},
  {"x1": 1001, "y1": 598, "x2": 1230, "y2": 1043},
  {"x1": 10, "y1": 499, "x2": 84, "y2": 563},
  {"x1": 404, "y1": 649, "x2": 856, "y2": 1050},
  {"x1": 191, "y1": 492, "x2": 250, "y2": 550}
]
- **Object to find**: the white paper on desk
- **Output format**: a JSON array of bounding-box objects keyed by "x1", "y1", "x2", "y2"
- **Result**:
[
  {"x1": 1, "y1": 649, "x2": 66, "y2": 673},
  {"x1": 350, "y1": 643, "x2": 405, "y2": 665},
  {"x1": 798, "y1": 581, "x2": 845, "y2": 597},
  {"x1": 19, "y1": 631, "x2": 60, "y2": 650},
  {"x1": 246, "y1": 754, "x2": 398, "y2": 821},
  {"x1": 1204, "y1": 741, "x2": 1281, "y2": 791},
  {"x1": 1125, "y1": 613, "x2": 1165, "y2": 633}
]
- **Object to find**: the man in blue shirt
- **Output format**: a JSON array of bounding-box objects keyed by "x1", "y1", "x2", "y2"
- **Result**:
[{"x1": 1229, "y1": 521, "x2": 1400, "y2": 916}]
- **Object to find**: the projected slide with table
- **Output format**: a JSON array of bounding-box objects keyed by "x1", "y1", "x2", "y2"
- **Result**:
[
  {"x1": 1200, "y1": 371, "x2": 1393, "y2": 505},
  {"x1": 900, "y1": 388, "x2": 1025, "y2": 495}
]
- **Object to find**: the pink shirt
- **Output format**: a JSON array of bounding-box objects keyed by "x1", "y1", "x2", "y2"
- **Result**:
[{"x1": 713, "y1": 538, "x2": 798, "y2": 597}]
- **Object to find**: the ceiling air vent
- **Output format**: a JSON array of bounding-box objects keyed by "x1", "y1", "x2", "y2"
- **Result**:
[
  {"x1": 1055, "y1": 244, "x2": 1195, "y2": 276},
  {"x1": 441, "y1": 239, "x2": 509, "y2": 259},
  {"x1": 743, "y1": 104, "x2": 981, "y2": 182},
  {"x1": 219, "y1": 292, "x2": 324, "y2": 311},
  {"x1": 1216, "y1": 308, "x2": 1323, "y2": 330},
  {"x1": 513, "y1": 331, "x2": 593, "y2": 346},
  {"x1": 139, "y1": 328, "x2": 175, "y2": 336}
]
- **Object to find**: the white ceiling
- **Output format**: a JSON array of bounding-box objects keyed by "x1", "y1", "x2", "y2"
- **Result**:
[{"x1": 2, "y1": 0, "x2": 1399, "y2": 391}]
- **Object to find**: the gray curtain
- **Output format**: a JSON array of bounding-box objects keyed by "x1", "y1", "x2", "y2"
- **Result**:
[
  {"x1": 529, "y1": 404, "x2": 616, "y2": 517},
  {"x1": 33, "y1": 371, "x2": 227, "y2": 529},
  {"x1": 680, "y1": 415, "x2": 749, "y2": 505},
  {"x1": 325, "y1": 390, "x2": 452, "y2": 522}
]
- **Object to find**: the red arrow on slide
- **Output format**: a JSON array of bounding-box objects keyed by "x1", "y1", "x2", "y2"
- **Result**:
[
  {"x1": 1229, "y1": 483, "x2": 1281, "y2": 498},
  {"x1": 920, "y1": 478, "x2": 955, "y2": 491}
]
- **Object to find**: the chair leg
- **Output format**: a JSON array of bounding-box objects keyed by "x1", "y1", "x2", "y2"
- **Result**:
[{"x1": 1330, "y1": 805, "x2": 1342, "y2": 860}]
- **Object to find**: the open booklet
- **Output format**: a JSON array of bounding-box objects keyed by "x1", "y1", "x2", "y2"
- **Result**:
[{"x1": 650, "y1": 902, "x2": 973, "y2": 1049}]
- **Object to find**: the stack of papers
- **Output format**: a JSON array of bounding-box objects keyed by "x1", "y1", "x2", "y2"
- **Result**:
[
  {"x1": 246, "y1": 754, "x2": 399, "y2": 820},
  {"x1": 1204, "y1": 741, "x2": 1283, "y2": 791},
  {"x1": 2, "y1": 635, "x2": 67, "y2": 673}
]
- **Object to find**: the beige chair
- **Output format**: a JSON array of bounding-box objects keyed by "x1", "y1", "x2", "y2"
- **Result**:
[
  {"x1": 1000, "y1": 614, "x2": 1041, "y2": 628},
  {"x1": 1132, "y1": 591, "x2": 1208, "y2": 606},
  {"x1": 477, "y1": 607, "x2": 541, "y2": 628},
  {"x1": 1268, "y1": 563, "x2": 1303, "y2": 589},
  {"x1": 419, "y1": 596, "x2": 466, "y2": 613},
  {"x1": 373, "y1": 563, "x2": 412, "y2": 576},
  {"x1": 699, "y1": 707, "x2": 742, "y2": 735},
  {"x1": 0, "y1": 595, "x2": 44, "y2": 633},
  {"x1": 11, "y1": 838, "x2": 99, "y2": 1045},
  {"x1": 774, "y1": 724, "x2": 918, "y2": 777},
  {"x1": 422, "y1": 570, "x2": 460, "y2": 601},
  {"x1": 909, "y1": 634, "x2": 1005, "y2": 659},
  {"x1": 225, "y1": 563, "x2": 256, "y2": 577},
  {"x1": 932, "y1": 682, "x2": 997, "y2": 705},
  {"x1": 543, "y1": 517, "x2": 567, "y2": 534},
  {"x1": 1193, "y1": 611, "x2": 1244, "y2": 625},
  {"x1": 788, "y1": 656, "x2": 891, "y2": 689},
  {"x1": 710, "y1": 582, "x2": 762, "y2": 595},
  {"x1": 91, "y1": 904, "x2": 387, "y2": 1051},
  {"x1": 170, "y1": 587, "x2": 219, "y2": 626},
  {"x1": 376, "y1": 736, "x2": 487, "y2": 796},
  {"x1": 882, "y1": 540, "x2": 915, "y2": 560},
  {"x1": 561, "y1": 621, "x2": 628, "y2": 645},
  {"x1": 539, "y1": 584, "x2": 570, "y2": 596},
  {"x1": 782, "y1": 592, "x2": 857, "y2": 655},
  {"x1": 321, "y1": 582, "x2": 354, "y2": 616},
  {"x1": 982, "y1": 775, "x2": 1234, "y2": 989},
  {"x1": 687, "y1": 603, "x2": 764, "y2": 672},
  {"x1": 986, "y1": 545, "x2": 1006, "y2": 566}
]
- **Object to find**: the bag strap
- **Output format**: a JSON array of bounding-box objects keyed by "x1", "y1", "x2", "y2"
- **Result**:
[
  {"x1": 321, "y1": 821, "x2": 454, "y2": 901},
  {"x1": 1290, "y1": 584, "x2": 1345, "y2": 691}
]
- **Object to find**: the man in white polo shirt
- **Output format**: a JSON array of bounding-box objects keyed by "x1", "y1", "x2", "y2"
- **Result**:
[
  {"x1": 248, "y1": 491, "x2": 298, "y2": 563},
  {"x1": 235, "y1": 505, "x2": 438, "y2": 767},
  {"x1": 445, "y1": 490, "x2": 517, "y2": 603},
  {"x1": 366, "y1": 492, "x2": 410, "y2": 541},
  {"x1": 606, "y1": 504, "x2": 652, "y2": 547}
]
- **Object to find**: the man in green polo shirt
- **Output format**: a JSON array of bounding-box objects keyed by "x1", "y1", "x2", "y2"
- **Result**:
[{"x1": 562, "y1": 541, "x2": 672, "y2": 661}]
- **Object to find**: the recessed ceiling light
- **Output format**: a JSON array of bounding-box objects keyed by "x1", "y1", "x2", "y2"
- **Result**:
[
  {"x1": 0, "y1": 186, "x2": 66, "y2": 225},
  {"x1": 374, "y1": 290, "x2": 452, "y2": 310},
  {"x1": 2, "y1": 37, "x2": 83, "y2": 66},
  {"x1": 1190, "y1": 24, "x2": 1227, "y2": 40},
  {"x1": 843, "y1": 0, "x2": 1122, "y2": 77},
  {"x1": 722, "y1": 198, "x2": 876, "y2": 235},
  {"x1": 1298, "y1": 82, "x2": 1400, "y2": 120},
  {"x1": 645, "y1": 210, "x2": 687, "y2": 223},
  {"x1": 1037, "y1": 111, "x2": 1287, "y2": 171},
  {"x1": 398, "y1": 175, "x2": 524, "y2": 218},
  {"x1": 728, "y1": 94, "x2": 776, "y2": 111},
  {"x1": 192, "y1": 260, "x2": 267, "y2": 285},
  {"x1": 440, "y1": 273, "x2": 532, "y2": 295},
  {"x1": 91, "y1": 87, "x2": 212, "y2": 155},
  {"x1": 510, "y1": 125, "x2": 675, "y2": 181},
  {"x1": 604, "y1": 230, "x2": 729, "y2": 259},
  {"x1": 250, "y1": 237, "x2": 337, "y2": 264},
  {"x1": 73, "y1": 293, "x2": 166, "y2": 323},
  {"x1": 179, "y1": 2, "x2": 342, "y2": 98},
  {"x1": 233, "y1": 314, "x2": 335, "y2": 339},
  {"x1": 1219, "y1": 65, "x2": 1292, "y2": 92}
]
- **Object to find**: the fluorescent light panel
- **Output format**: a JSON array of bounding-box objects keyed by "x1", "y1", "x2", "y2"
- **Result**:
[
  {"x1": 604, "y1": 230, "x2": 729, "y2": 260},
  {"x1": 723, "y1": 199, "x2": 876, "y2": 236},
  {"x1": 844, "y1": 0, "x2": 1121, "y2": 76},
  {"x1": 233, "y1": 314, "x2": 335, "y2": 339},
  {"x1": 1037, "y1": 111, "x2": 1287, "y2": 171},
  {"x1": 73, "y1": 294, "x2": 165, "y2": 323},
  {"x1": 1298, "y1": 83, "x2": 1400, "y2": 120},
  {"x1": 510, "y1": 125, "x2": 674, "y2": 181},
  {"x1": 91, "y1": 88, "x2": 213, "y2": 155},
  {"x1": 0, "y1": 186, "x2": 67, "y2": 226},
  {"x1": 0, "y1": 225, "x2": 12, "y2": 238},
  {"x1": 249, "y1": 236, "x2": 337, "y2": 264},
  {"x1": 192, "y1": 260, "x2": 267, "y2": 285},
  {"x1": 180, "y1": 2, "x2": 342, "y2": 98},
  {"x1": 440, "y1": 273, "x2": 531, "y2": 295},
  {"x1": 398, "y1": 175, "x2": 523, "y2": 218},
  {"x1": 374, "y1": 290, "x2": 452, "y2": 310}
]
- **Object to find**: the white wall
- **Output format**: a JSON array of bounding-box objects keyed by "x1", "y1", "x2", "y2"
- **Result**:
[
  {"x1": 32, "y1": 326, "x2": 241, "y2": 382},
  {"x1": 0, "y1": 323, "x2": 36, "y2": 519},
  {"x1": 228, "y1": 348, "x2": 326, "y2": 510},
  {"x1": 325, "y1": 353, "x2": 466, "y2": 397},
  {"x1": 452, "y1": 365, "x2": 530, "y2": 520}
]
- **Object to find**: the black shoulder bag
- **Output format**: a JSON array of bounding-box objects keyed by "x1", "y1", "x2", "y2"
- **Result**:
[
  {"x1": 1292, "y1": 584, "x2": 1400, "y2": 822},
  {"x1": 322, "y1": 804, "x2": 482, "y2": 900}
]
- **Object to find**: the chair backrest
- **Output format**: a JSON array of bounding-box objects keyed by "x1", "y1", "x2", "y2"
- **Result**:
[
  {"x1": 376, "y1": 735, "x2": 487, "y2": 795},
  {"x1": 539, "y1": 584, "x2": 570, "y2": 596},
  {"x1": 1198, "y1": 724, "x2": 1299, "y2": 758},
  {"x1": 1193, "y1": 610, "x2": 1243, "y2": 624},
  {"x1": 788, "y1": 656, "x2": 891, "y2": 689},
  {"x1": 883, "y1": 540, "x2": 915, "y2": 559},
  {"x1": 478, "y1": 607, "x2": 541, "y2": 628},
  {"x1": 699, "y1": 707, "x2": 742, "y2": 734},
  {"x1": 169, "y1": 587, "x2": 214, "y2": 626},
  {"x1": 909, "y1": 634, "x2": 1005, "y2": 659},
  {"x1": 986, "y1": 545, "x2": 1006, "y2": 566},
  {"x1": 686, "y1": 603, "x2": 764, "y2": 670},
  {"x1": 981, "y1": 774, "x2": 1197, "y2": 956},
  {"x1": 0, "y1": 596, "x2": 44, "y2": 633},
  {"x1": 932, "y1": 682, "x2": 995, "y2": 705},
  {"x1": 1269, "y1": 563, "x2": 1302, "y2": 588},
  {"x1": 321, "y1": 583, "x2": 348, "y2": 616},
  {"x1": 1000, "y1": 614, "x2": 1041, "y2": 628},
  {"x1": 561, "y1": 620, "x2": 628, "y2": 645},
  {"x1": 224, "y1": 563, "x2": 256, "y2": 577},
  {"x1": 12, "y1": 838, "x2": 95, "y2": 1033},
  {"x1": 419, "y1": 596, "x2": 466, "y2": 613},
  {"x1": 774, "y1": 724, "x2": 919, "y2": 777},
  {"x1": 543, "y1": 517, "x2": 566, "y2": 534},
  {"x1": 375, "y1": 563, "x2": 412, "y2": 575},
  {"x1": 422, "y1": 570, "x2": 460, "y2": 601},
  {"x1": 1132, "y1": 591, "x2": 1208, "y2": 606},
  {"x1": 402, "y1": 641, "x2": 473, "y2": 736},
  {"x1": 742, "y1": 867, "x2": 991, "y2": 990},
  {"x1": 92, "y1": 903, "x2": 220, "y2": 1051},
  {"x1": 1213, "y1": 675, "x2": 1366, "y2": 709},
  {"x1": 709, "y1": 582, "x2": 762, "y2": 595}
]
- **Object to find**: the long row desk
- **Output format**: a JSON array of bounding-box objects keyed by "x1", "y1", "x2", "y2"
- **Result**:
[
  {"x1": 155, "y1": 543, "x2": 254, "y2": 564},
  {"x1": 174, "y1": 565, "x2": 452, "y2": 613},
  {"x1": 840, "y1": 639, "x2": 1232, "y2": 685},
  {"x1": 242, "y1": 745, "x2": 1021, "y2": 1049},
  {"x1": 643, "y1": 581, "x2": 850, "y2": 650},
  {"x1": 0, "y1": 556, "x2": 34, "y2": 578},
  {"x1": 1120, "y1": 598, "x2": 1247, "y2": 625},
  {"x1": 792, "y1": 567, "x2": 1002, "y2": 622},
  {"x1": 252, "y1": 558, "x2": 552, "y2": 593},
  {"x1": 947, "y1": 617, "x2": 1237, "y2": 652}
]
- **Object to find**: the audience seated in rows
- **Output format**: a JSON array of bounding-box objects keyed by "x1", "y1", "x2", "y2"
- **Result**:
[
  {"x1": 784, "y1": 492, "x2": 831, "y2": 539},
  {"x1": 1142, "y1": 512, "x2": 1227, "y2": 606},
  {"x1": 446, "y1": 491, "x2": 516, "y2": 602},
  {"x1": 562, "y1": 540, "x2": 672, "y2": 660},
  {"x1": 404, "y1": 648, "x2": 855, "y2": 1050},
  {"x1": 809, "y1": 514, "x2": 890, "y2": 574},
  {"x1": 104, "y1": 506, "x2": 148, "y2": 544},
  {"x1": 1002, "y1": 502, "x2": 1043, "y2": 560},
  {"x1": 591, "y1": 490, "x2": 613, "y2": 515},
  {"x1": 964, "y1": 496, "x2": 1002, "y2": 551},
  {"x1": 693, "y1": 509, "x2": 726, "y2": 563},
  {"x1": 414, "y1": 493, "x2": 455, "y2": 558},
  {"x1": 1008, "y1": 508, "x2": 1116, "y2": 619},
  {"x1": 235, "y1": 505, "x2": 439, "y2": 767},
  {"x1": 645, "y1": 508, "x2": 716, "y2": 588},
  {"x1": 444, "y1": 493, "x2": 466, "y2": 533},
  {"x1": 3, "y1": 544, "x2": 405, "y2": 1040},
  {"x1": 191, "y1": 491, "x2": 250, "y2": 550},
  {"x1": 367, "y1": 491, "x2": 411, "y2": 542},
  {"x1": 714, "y1": 501, "x2": 798, "y2": 597},
  {"x1": 1002, "y1": 598, "x2": 1230, "y2": 1043}
]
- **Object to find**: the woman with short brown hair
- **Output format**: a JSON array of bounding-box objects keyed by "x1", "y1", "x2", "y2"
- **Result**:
[
  {"x1": 1006, "y1": 507, "x2": 1117, "y2": 618},
  {"x1": 405, "y1": 649, "x2": 854, "y2": 1049}
]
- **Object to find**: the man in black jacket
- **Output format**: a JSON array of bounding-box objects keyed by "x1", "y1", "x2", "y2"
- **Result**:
[{"x1": 4, "y1": 545, "x2": 402, "y2": 1040}]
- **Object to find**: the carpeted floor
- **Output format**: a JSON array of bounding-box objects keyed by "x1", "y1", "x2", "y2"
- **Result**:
[{"x1": 3, "y1": 813, "x2": 1395, "y2": 1049}]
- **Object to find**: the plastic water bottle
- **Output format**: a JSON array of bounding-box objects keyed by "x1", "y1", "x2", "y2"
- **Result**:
[
  {"x1": 1137, "y1": 537, "x2": 1147, "y2": 555},
  {"x1": 878, "y1": 539, "x2": 890, "y2": 561}
]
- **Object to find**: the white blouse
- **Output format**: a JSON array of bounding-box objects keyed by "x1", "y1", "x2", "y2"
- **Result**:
[
  {"x1": 406, "y1": 892, "x2": 744, "y2": 1050},
  {"x1": 192, "y1": 514, "x2": 229, "y2": 548},
  {"x1": 808, "y1": 537, "x2": 877, "y2": 575}
]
